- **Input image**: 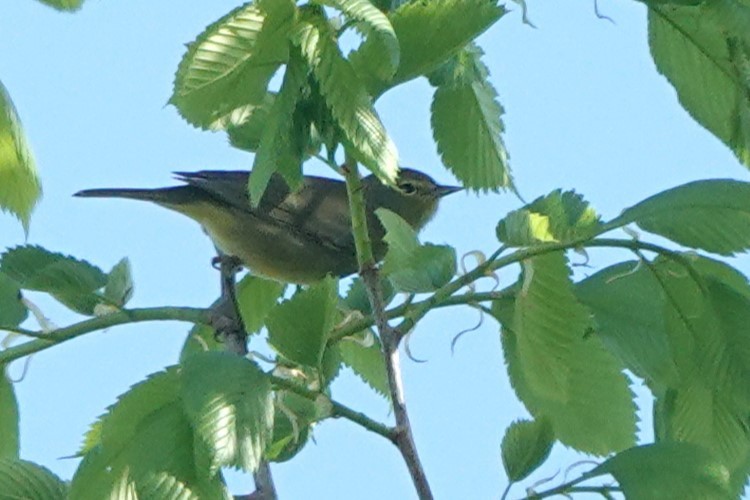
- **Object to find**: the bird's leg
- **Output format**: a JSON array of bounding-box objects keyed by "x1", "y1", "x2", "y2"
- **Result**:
[
  {"x1": 209, "y1": 254, "x2": 278, "y2": 499},
  {"x1": 208, "y1": 254, "x2": 248, "y2": 355}
]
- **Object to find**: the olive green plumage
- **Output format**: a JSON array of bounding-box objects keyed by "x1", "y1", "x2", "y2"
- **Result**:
[{"x1": 74, "y1": 169, "x2": 460, "y2": 284}]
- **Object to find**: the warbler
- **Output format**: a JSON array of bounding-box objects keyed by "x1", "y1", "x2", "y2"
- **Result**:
[{"x1": 75, "y1": 169, "x2": 460, "y2": 284}]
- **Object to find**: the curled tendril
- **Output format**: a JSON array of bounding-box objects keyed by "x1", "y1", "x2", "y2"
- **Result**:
[
  {"x1": 8, "y1": 298, "x2": 58, "y2": 382},
  {"x1": 593, "y1": 0, "x2": 615, "y2": 24},
  {"x1": 563, "y1": 460, "x2": 599, "y2": 483},
  {"x1": 605, "y1": 259, "x2": 644, "y2": 284},
  {"x1": 404, "y1": 330, "x2": 427, "y2": 363},
  {"x1": 450, "y1": 308, "x2": 485, "y2": 355},
  {"x1": 570, "y1": 247, "x2": 591, "y2": 268},
  {"x1": 526, "y1": 469, "x2": 561, "y2": 497}
]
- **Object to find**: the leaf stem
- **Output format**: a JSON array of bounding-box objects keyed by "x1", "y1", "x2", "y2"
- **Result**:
[{"x1": 269, "y1": 374, "x2": 394, "y2": 440}]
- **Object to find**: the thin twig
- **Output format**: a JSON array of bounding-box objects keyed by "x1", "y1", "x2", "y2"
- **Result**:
[
  {"x1": 343, "y1": 157, "x2": 434, "y2": 500},
  {"x1": 0, "y1": 307, "x2": 209, "y2": 364},
  {"x1": 269, "y1": 374, "x2": 394, "y2": 440}
]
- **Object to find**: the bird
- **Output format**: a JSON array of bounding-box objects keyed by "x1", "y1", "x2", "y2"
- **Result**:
[{"x1": 74, "y1": 169, "x2": 461, "y2": 284}]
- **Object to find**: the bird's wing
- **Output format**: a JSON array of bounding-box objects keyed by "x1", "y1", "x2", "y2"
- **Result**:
[{"x1": 175, "y1": 170, "x2": 356, "y2": 254}]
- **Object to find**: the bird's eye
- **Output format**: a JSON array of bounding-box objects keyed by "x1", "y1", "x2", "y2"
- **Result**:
[{"x1": 399, "y1": 182, "x2": 417, "y2": 195}]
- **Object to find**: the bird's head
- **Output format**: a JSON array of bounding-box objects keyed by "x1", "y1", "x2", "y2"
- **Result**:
[{"x1": 365, "y1": 169, "x2": 462, "y2": 231}]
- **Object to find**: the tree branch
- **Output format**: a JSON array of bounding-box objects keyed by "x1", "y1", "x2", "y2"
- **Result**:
[
  {"x1": 343, "y1": 157, "x2": 433, "y2": 500},
  {"x1": 0, "y1": 307, "x2": 209, "y2": 364}
]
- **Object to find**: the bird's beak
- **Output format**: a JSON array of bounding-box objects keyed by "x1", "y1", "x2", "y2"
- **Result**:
[{"x1": 436, "y1": 184, "x2": 463, "y2": 197}]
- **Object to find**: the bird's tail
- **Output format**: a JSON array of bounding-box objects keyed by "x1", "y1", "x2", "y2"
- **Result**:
[{"x1": 74, "y1": 186, "x2": 194, "y2": 204}]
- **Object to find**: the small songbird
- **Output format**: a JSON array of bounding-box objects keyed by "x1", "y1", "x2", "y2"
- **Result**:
[{"x1": 75, "y1": 169, "x2": 461, "y2": 284}]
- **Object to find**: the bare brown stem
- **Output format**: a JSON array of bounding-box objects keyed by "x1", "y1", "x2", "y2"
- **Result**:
[{"x1": 343, "y1": 158, "x2": 433, "y2": 500}]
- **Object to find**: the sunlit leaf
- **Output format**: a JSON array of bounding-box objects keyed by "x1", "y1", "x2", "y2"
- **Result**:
[
  {"x1": 181, "y1": 352, "x2": 273, "y2": 473},
  {"x1": 321, "y1": 0, "x2": 399, "y2": 79},
  {"x1": 498, "y1": 189, "x2": 602, "y2": 246},
  {"x1": 0, "y1": 80, "x2": 41, "y2": 232},
  {"x1": 430, "y1": 44, "x2": 511, "y2": 191},
  {"x1": 350, "y1": 0, "x2": 505, "y2": 94},
  {"x1": 171, "y1": 0, "x2": 296, "y2": 128},
  {"x1": 295, "y1": 14, "x2": 399, "y2": 182}
]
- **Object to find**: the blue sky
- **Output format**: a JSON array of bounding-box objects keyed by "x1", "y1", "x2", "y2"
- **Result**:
[{"x1": 2, "y1": 1, "x2": 748, "y2": 498}]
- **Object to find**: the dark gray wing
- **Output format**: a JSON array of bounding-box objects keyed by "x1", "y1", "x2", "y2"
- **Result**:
[{"x1": 174, "y1": 170, "x2": 356, "y2": 253}]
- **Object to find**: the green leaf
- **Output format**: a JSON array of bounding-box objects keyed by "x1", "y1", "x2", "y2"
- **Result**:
[
  {"x1": 343, "y1": 275, "x2": 395, "y2": 314},
  {"x1": 33, "y1": 0, "x2": 85, "y2": 11},
  {"x1": 350, "y1": 0, "x2": 506, "y2": 94},
  {"x1": 220, "y1": 93, "x2": 276, "y2": 151},
  {"x1": 649, "y1": 5, "x2": 750, "y2": 167},
  {"x1": 588, "y1": 442, "x2": 733, "y2": 499},
  {"x1": 0, "y1": 368, "x2": 19, "y2": 459},
  {"x1": 294, "y1": 14, "x2": 399, "y2": 183},
  {"x1": 0, "y1": 80, "x2": 41, "y2": 233},
  {"x1": 266, "y1": 391, "x2": 322, "y2": 462},
  {"x1": 136, "y1": 472, "x2": 202, "y2": 500},
  {"x1": 104, "y1": 258, "x2": 133, "y2": 308},
  {"x1": 610, "y1": 179, "x2": 750, "y2": 255},
  {"x1": 124, "y1": 403, "x2": 229, "y2": 499},
  {"x1": 68, "y1": 446, "x2": 121, "y2": 500},
  {"x1": 576, "y1": 261, "x2": 680, "y2": 390},
  {"x1": 0, "y1": 271, "x2": 26, "y2": 327},
  {"x1": 430, "y1": 44, "x2": 511, "y2": 191},
  {"x1": 498, "y1": 190, "x2": 602, "y2": 246},
  {"x1": 496, "y1": 210, "x2": 555, "y2": 246},
  {"x1": 266, "y1": 276, "x2": 338, "y2": 367},
  {"x1": 170, "y1": 0, "x2": 296, "y2": 129},
  {"x1": 649, "y1": 257, "x2": 750, "y2": 404},
  {"x1": 0, "y1": 458, "x2": 67, "y2": 500},
  {"x1": 337, "y1": 332, "x2": 389, "y2": 398},
  {"x1": 657, "y1": 385, "x2": 750, "y2": 477},
  {"x1": 0, "y1": 245, "x2": 107, "y2": 315},
  {"x1": 321, "y1": 0, "x2": 399, "y2": 80},
  {"x1": 501, "y1": 418, "x2": 554, "y2": 483},
  {"x1": 249, "y1": 51, "x2": 307, "y2": 203},
  {"x1": 378, "y1": 208, "x2": 457, "y2": 293},
  {"x1": 99, "y1": 368, "x2": 181, "y2": 458},
  {"x1": 497, "y1": 253, "x2": 637, "y2": 455},
  {"x1": 236, "y1": 275, "x2": 286, "y2": 335},
  {"x1": 181, "y1": 352, "x2": 274, "y2": 473},
  {"x1": 77, "y1": 367, "x2": 231, "y2": 500},
  {"x1": 180, "y1": 324, "x2": 224, "y2": 362}
]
